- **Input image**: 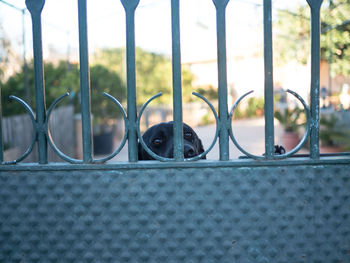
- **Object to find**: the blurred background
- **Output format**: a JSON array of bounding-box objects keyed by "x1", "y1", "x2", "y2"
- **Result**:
[{"x1": 1, "y1": 0, "x2": 350, "y2": 162}]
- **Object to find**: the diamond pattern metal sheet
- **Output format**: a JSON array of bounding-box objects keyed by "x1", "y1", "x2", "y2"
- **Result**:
[{"x1": 1, "y1": 165, "x2": 350, "y2": 262}]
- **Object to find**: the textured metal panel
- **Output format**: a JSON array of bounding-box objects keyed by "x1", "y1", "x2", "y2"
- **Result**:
[{"x1": 1, "y1": 165, "x2": 349, "y2": 262}]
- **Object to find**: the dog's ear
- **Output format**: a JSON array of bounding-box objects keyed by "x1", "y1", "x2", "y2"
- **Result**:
[{"x1": 198, "y1": 139, "x2": 206, "y2": 159}]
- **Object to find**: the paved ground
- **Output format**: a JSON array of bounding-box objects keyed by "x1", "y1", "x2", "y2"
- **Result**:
[{"x1": 105, "y1": 118, "x2": 284, "y2": 162}]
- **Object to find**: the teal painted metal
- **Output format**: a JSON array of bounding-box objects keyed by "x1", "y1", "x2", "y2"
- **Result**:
[
  {"x1": 1, "y1": 0, "x2": 349, "y2": 164},
  {"x1": 0, "y1": 84, "x2": 2, "y2": 163},
  {"x1": 121, "y1": 0, "x2": 139, "y2": 162},
  {"x1": 171, "y1": 0, "x2": 184, "y2": 161},
  {"x1": 26, "y1": 0, "x2": 47, "y2": 164},
  {"x1": 1, "y1": 1, "x2": 350, "y2": 259},
  {"x1": 263, "y1": 0, "x2": 275, "y2": 159},
  {"x1": 307, "y1": 0, "x2": 323, "y2": 160},
  {"x1": 45, "y1": 93, "x2": 128, "y2": 164},
  {"x1": 1, "y1": 164, "x2": 350, "y2": 262},
  {"x1": 213, "y1": 0, "x2": 230, "y2": 161},
  {"x1": 45, "y1": 93, "x2": 83, "y2": 164},
  {"x1": 137, "y1": 92, "x2": 219, "y2": 162},
  {"x1": 78, "y1": 0, "x2": 93, "y2": 163},
  {"x1": 6, "y1": 96, "x2": 37, "y2": 164},
  {"x1": 2, "y1": 156, "x2": 350, "y2": 171},
  {"x1": 137, "y1": 93, "x2": 176, "y2": 162},
  {"x1": 229, "y1": 89, "x2": 311, "y2": 159},
  {"x1": 188, "y1": 92, "x2": 219, "y2": 161},
  {"x1": 92, "y1": 92, "x2": 129, "y2": 163}
]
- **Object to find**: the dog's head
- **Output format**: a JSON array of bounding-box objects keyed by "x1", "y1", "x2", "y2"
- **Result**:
[{"x1": 138, "y1": 122, "x2": 206, "y2": 160}]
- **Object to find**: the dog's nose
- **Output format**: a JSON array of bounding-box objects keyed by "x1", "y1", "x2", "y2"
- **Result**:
[{"x1": 184, "y1": 145, "x2": 196, "y2": 158}]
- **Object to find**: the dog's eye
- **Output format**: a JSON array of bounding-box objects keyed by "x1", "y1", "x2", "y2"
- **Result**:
[
  {"x1": 184, "y1": 132, "x2": 192, "y2": 139},
  {"x1": 152, "y1": 138, "x2": 163, "y2": 145}
]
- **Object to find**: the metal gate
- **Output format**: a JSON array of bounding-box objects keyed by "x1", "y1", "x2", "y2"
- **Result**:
[{"x1": 1, "y1": 0, "x2": 350, "y2": 262}]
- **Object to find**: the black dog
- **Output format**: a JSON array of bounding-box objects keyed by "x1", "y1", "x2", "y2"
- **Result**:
[{"x1": 138, "y1": 122, "x2": 206, "y2": 160}]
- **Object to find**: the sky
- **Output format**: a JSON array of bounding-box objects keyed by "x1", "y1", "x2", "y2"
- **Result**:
[
  {"x1": 0, "y1": 0, "x2": 309, "y2": 97},
  {"x1": 1, "y1": 0, "x2": 306, "y2": 62}
]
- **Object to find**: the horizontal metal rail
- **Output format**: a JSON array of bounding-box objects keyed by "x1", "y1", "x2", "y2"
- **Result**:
[{"x1": 1, "y1": 0, "x2": 348, "y2": 165}]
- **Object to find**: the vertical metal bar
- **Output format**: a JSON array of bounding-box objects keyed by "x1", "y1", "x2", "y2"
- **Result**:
[
  {"x1": 121, "y1": 0, "x2": 140, "y2": 162},
  {"x1": 263, "y1": 0, "x2": 275, "y2": 159},
  {"x1": 171, "y1": 0, "x2": 184, "y2": 161},
  {"x1": 26, "y1": 0, "x2": 47, "y2": 164},
  {"x1": 213, "y1": 0, "x2": 230, "y2": 161},
  {"x1": 328, "y1": 1, "x2": 333, "y2": 96},
  {"x1": 78, "y1": 0, "x2": 93, "y2": 163},
  {"x1": 0, "y1": 84, "x2": 3, "y2": 163},
  {"x1": 307, "y1": 0, "x2": 323, "y2": 159},
  {"x1": 22, "y1": 9, "x2": 30, "y2": 105},
  {"x1": 125, "y1": 11, "x2": 138, "y2": 162}
]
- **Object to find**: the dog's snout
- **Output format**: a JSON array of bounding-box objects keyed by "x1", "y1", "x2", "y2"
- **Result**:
[{"x1": 184, "y1": 145, "x2": 196, "y2": 158}]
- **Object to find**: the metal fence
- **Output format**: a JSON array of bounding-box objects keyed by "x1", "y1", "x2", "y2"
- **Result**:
[
  {"x1": 1, "y1": 1, "x2": 350, "y2": 262},
  {"x1": 0, "y1": 0, "x2": 349, "y2": 165},
  {"x1": 2, "y1": 105, "x2": 75, "y2": 162}
]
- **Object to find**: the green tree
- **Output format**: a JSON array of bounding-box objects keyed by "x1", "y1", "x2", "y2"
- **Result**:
[
  {"x1": 246, "y1": 97, "x2": 264, "y2": 118},
  {"x1": 1, "y1": 61, "x2": 78, "y2": 116},
  {"x1": 195, "y1": 84, "x2": 218, "y2": 101},
  {"x1": 0, "y1": 24, "x2": 16, "y2": 80},
  {"x1": 90, "y1": 64, "x2": 125, "y2": 124},
  {"x1": 1, "y1": 61, "x2": 125, "y2": 118},
  {"x1": 275, "y1": 0, "x2": 350, "y2": 75},
  {"x1": 93, "y1": 47, "x2": 196, "y2": 105},
  {"x1": 275, "y1": 5, "x2": 310, "y2": 66}
]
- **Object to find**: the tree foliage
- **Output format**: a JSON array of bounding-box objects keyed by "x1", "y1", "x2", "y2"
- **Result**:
[
  {"x1": 0, "y1": 24, "x2": 19, "y2": 80},
  {"x1": 195, "y1": 84, "x2": 218, "y2": 101},
  {"x1": 275, "y1": 6, "x2": 310, "y2": 66},
  {"x1": 0, "y1": 61, "x2": 125, "y2": 118},
  {"x1": 90, "y1": 64, "x2": 125, "y2": 123},
  {"x1": 275, "y1": 0, "x2": 350, "y2": 75},
  {"x1": 92, "y1": 47, "x2": 196, "y2": 105},
  {"x1": 1, "y1": 47, "x2": 196, "y2": 118}
]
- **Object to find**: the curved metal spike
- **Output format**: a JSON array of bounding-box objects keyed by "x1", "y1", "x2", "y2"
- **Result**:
[
  {"x1": 137, "y1": 92, "x2": 163, "y2": 123},
  {"x1": 46, "y1": 92, "x2": 70, "y2": 118},
  {"x1": 137, "y1": 92, "x2": 220, "y2": 162},
  {"x1": 184, "y1": 92, "x2": 219, "y2": 161},
  {"x1": 92, "y1": 92, "x2": 128, "y2": 163},
  {"x1": 3, "y1": 96, "x2": 37, "y2": 164},
  {"x1": 229, "y1": 90, "x2": 254, "y2": 118},
  {"x1": 229, "y1": 90, "x2": 311, "y2": 160},
  {"x1": 136, "y1": 93, "x2": 173, "y2": 161},
  {"x1": 229, "y1": 91, "x2": 265, "y2": 160},
  {"x1": 46, "y1": 93, "x2": 83, "y2": 164},
  {"x1": 9, "y1": 95, "x2": 36, "y2": 120},
  {"x1": 273, "y1": 89, "x2": 311, "y2": 159}
]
